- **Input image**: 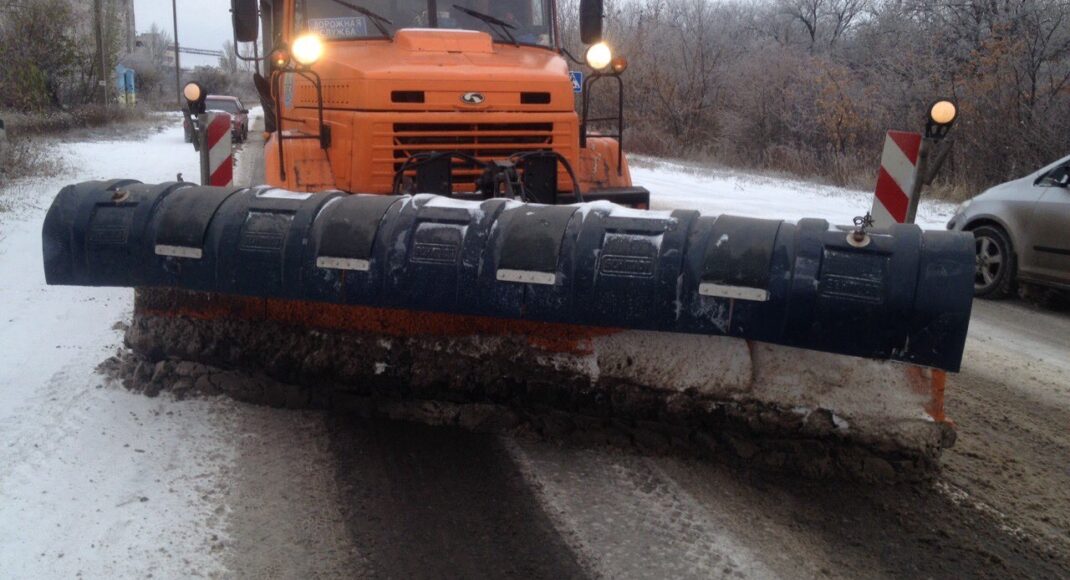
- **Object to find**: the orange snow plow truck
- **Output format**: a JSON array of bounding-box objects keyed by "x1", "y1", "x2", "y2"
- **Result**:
[{"x1": 41, "y1": 0, "x2": 975, "y2": 478}]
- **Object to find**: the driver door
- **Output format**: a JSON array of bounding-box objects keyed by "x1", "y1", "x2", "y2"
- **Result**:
[{"x1": 1023, "y1": 162, "x2": 1070, "y2": 286}]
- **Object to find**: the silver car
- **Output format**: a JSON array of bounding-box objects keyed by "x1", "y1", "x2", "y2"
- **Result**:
[{"x1": 947, "y1": 154, "x2": 1070, "y2": 298}]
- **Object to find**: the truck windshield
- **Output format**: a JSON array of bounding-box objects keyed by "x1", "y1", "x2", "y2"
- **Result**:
[{"x1": 295, "y1": 0, "x2": 554, "y2": 47}]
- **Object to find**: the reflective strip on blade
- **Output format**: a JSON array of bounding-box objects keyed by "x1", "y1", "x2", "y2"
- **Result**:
[
  {"x1": 699, "y1": 283, "x2": 769, "y2": 302},
  {"x1": 497, "y1": 269, "x2": 557, "y2": 286},
  {"x1": 317, "y1": 256, "x2": 371, "y2": 271},
  {"x1": 155, "y1": 245, "x2": 203, "y2": 259}
]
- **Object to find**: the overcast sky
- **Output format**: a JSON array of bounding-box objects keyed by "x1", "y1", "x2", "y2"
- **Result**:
[{"x1": 133, "y1": 0, "x2": 233, "y2": 67}]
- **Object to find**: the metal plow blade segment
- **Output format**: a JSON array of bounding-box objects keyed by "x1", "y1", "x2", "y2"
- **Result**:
[{"x1": 43, "y1": 180, "x2": 974, "y2": 472}]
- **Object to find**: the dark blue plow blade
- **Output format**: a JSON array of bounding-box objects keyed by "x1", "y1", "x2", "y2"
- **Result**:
[{"x1": 42, "y1": 181, "x2": 975, "y2": 371}]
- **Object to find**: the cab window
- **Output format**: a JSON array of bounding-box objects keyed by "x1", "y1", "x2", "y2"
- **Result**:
[
  {"x1": 295, "y1": 0, "x2": 428, "y2": 39},
  {"x1": 295, "y1": 0, "x2": 553, "y2": 47},
  {"x1": 440, "y1": 0, "x2": 552, "y2": 46}
]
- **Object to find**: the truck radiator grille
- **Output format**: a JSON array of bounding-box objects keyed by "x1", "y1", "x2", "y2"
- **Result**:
[{"x1": 391, "y1": 122, "x2": 554, "y2": 187}]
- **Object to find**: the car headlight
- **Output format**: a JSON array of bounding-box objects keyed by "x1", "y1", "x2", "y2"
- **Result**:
[
  {"x1": 292, "y1": 34, "x2": 324, "y2": 66},
  {"x1": 955, "y1": 199, "x2": 973, "y2": 215}
]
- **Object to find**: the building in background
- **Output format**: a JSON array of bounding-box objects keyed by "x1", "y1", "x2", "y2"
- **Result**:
[
  {"x1": 72, "y1": 0, "x2": 137, "y2": 104},
  {"x1": 132, "y1": 31, "x2": 177, "y2": 68},
  {"x1": 65, "y1": 0, "x2": 136, "y2": 55}
]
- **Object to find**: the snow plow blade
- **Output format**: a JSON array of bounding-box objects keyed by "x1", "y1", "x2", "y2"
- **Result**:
[{"x1": 43, "y1": 180, "x2": 974, "y2": 475}]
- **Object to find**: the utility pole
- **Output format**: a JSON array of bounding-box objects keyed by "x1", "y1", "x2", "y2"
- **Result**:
[
  {"x1": 172, "y1": 0, "x2": 182, "y2": 106},
  {"x1": 96, "y1": 0, "x2": 109, "y2": 106}
]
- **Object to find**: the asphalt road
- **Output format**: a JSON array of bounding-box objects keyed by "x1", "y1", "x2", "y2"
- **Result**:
[
  {"x1": 329, "y1": 419, "x2": 587, "y2": 579},
  {"x1": 218, "y1": 116, "x2": 1070, "y2": 579}
]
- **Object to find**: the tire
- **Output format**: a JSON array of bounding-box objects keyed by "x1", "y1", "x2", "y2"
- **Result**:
[{"x1": 972, "y1": 225, "x2": 1016, "y2": 299}]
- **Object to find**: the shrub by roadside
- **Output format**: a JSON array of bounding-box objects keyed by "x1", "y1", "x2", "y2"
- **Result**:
[
  {"x1": 2, "y1": 105, "x2": 153, "y2": 136},
  {"x1": 0, "y1": 136, "x2": 61, "y2": 186},
  {"x1": 0, "y1": 104, "x2": 174, "y2": 193}
]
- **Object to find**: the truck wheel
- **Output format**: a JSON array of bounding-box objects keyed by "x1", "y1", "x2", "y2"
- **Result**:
[{"x1": 972, "y1": 225, "x2": 1016, "y2": 299}]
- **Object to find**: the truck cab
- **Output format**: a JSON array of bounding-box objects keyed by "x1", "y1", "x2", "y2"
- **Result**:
[{"x1": 236, "y1": 0, "x2": 648, "y2": 206}]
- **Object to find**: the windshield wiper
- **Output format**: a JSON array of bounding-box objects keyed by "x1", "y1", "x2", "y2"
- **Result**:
[
  {"x1": 325, "y1": 0, "x2": 393, "y2": 37},
  {"x1": 452, "y1": 4, "x2": 518, "y2": 46}
]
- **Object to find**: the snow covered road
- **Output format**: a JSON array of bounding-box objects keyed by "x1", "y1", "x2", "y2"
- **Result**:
[{"x1": 0, "y1": 121, "x2": 237, "y2": 577}]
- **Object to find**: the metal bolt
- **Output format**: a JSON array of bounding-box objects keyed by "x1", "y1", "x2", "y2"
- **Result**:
[{"x1": 848, "y1": 213, "x2": 875, "y2": 248}]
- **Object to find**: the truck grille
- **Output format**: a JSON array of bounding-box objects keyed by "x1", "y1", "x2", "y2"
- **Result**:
[{"x1": 392, "y1": 122, "x2": 554, "y2": 187}]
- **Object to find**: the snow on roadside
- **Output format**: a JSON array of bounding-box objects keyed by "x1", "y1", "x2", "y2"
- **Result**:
[
  {"x1": 632, "y1": 156, "x2": 958, "y2": 230},
  {"x1": 0, "y1": 117, "x2": 237, "y2": 578}
]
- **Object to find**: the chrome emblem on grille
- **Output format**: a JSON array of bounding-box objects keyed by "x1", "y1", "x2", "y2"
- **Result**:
[{"x1": 461, "y1": 92, "x2": 486, "y2": 105}]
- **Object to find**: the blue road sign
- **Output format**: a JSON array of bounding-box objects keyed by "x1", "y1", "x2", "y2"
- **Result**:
[{"x1": 570, "y1": 71, "x2": 584, "y2": 93}]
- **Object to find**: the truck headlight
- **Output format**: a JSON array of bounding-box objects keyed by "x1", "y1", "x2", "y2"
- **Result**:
[
  {"x1": 929, "y1": 100, "x2": 957, "y2": 126},
  {"x1": 183, "y1": 82, "x2": 203, "y2": 102},
  {"x1": 292, "y1": 34, "x2": 324, "y2": 66},
  {"x1": 585, "y1": 42, "x2": 612, "y2": 70},
  {"x1": 183, "y1": 82, "x2": 206, "y2": 114}
]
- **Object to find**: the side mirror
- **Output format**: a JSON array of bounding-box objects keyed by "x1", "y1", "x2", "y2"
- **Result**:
[
  {"x1": 579, "y1": 0, "x2": 603, "y2": 45},
  {"x1": 232, "y1": 0, "x2": 259, "y2": 43}
]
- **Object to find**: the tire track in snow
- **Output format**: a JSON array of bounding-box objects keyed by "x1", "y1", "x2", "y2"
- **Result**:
[{"x1": 506, "y1": 439, "x2": 779, "y2": 579}]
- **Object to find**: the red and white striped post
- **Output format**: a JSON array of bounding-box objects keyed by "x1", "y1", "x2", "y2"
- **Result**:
[
  {"x1": 198, "y1": 112, "x2": 233, "y2": 187},
  {"x1": 870, "y1": 130, "x2": 923, "y2": 228}
]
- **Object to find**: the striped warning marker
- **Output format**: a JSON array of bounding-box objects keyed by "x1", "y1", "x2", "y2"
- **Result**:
[
  {"x1": 870, "y1": 130, "x2": 922, "y2": 227},
  {"x1": 205, "y1": 112, "x2": 233, "y2": 187}
]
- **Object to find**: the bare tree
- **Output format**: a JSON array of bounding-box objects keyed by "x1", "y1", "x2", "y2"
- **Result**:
[
  {"x1": 575, "y1": 0, "x2": 1070, "y2": 193},
  {"x1": 219, "y1": 41, "x2": 239, "y2": 75},
  {"x1": 778, "y1": 0, "x2": 825, "y2": 49}
]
